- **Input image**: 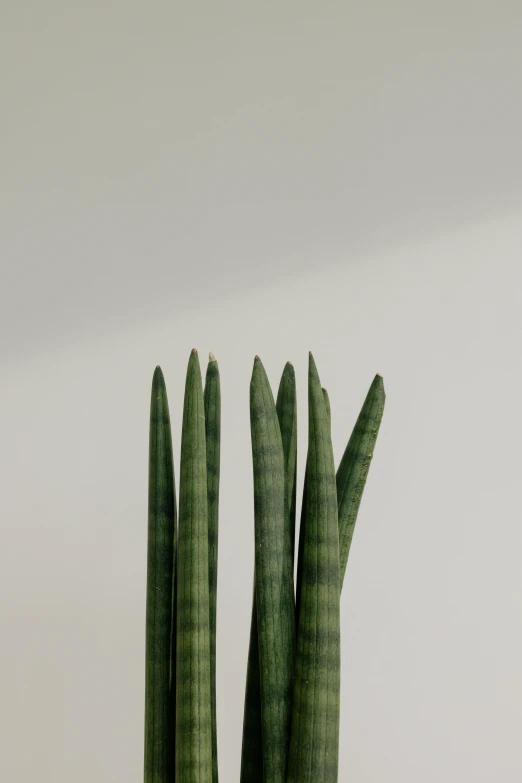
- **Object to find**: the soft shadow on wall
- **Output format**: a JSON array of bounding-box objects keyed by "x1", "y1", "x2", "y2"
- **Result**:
[{"x1": 2, "y1": 1, "x2": 522, "y2": 358}]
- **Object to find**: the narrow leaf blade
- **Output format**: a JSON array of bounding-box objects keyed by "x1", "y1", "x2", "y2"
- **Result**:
[
  {"x1": 175, "y1": 350, "x2": 212, "y2": 783},
  {"x1": 288, "y1": 353, "x2": 340, "y2": 783},
  {"x1": 250, "y1": 356, "x2": 294, "y2": 783},
  {"x1": 144, "y1": 367, "x2": 177, "y2": 783},
  {"x1": 337, "y1": 374, "x2": 385, "y2": 587},
  {"x1": 204, "y1": 353, "x2": 221, "y2": 783}
]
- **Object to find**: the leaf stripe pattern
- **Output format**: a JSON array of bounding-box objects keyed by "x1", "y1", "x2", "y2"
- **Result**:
[
  {"x1": 249, "y1": 357, "x2": 294, "y2": 783},
  {"x1": 337, "y1": 374, "x2": 385, "y2": 588},
  {"x1": 175, "y1": 350, "x2": 212, "y2": 783},
  {"x1": 144, "y1": 366, "x2": 177, "y2": 783},
  {"x1": 204, "y1": 353, "x2": 221, "y2": 783},
  {"x1": 287, "y1": 353, "x2": 341, "y2": 783}
]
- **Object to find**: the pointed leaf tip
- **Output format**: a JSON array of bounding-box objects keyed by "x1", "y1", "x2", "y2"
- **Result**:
[
  {"x1": 209, "y1": 351, "x2": 217, "y2": 362},
  {"x1": 191, "y1": 348, "x2": 198, "y2": 356},
  {"x1": 153, "y1": 365, "x2": 164, "y2": 382},
  {"x1": 252, "y1": 355, "x2": 265, "y2": 377}
]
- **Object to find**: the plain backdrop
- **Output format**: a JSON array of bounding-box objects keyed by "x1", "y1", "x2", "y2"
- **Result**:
[{"x1": 1, "y1": 2, "x2": 522, "y2": 781}]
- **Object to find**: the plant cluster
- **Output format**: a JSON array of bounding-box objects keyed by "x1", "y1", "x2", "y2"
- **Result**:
[{"x1": 144, "y1": 350, "x2": 385, "y2": 783}]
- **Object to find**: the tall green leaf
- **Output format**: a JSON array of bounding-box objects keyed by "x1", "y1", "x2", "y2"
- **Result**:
[
  {"x1": 144, "y1": 366, "x2": 176, "y2": 783},
  {"x1": 275, "y1": 362, "x2": 298, "y2": 563},
  {"x1": 288, "y1": 353, "x2": 340, "y2": 783},
  {"x1": 337, "y1": 374, "x2": 385, "y2": 587},
  {"x1": 249, "y1": 356, "x2": 294, "y2": 783},
  {"x1": 241, "y1": 361, "x2": 297, "y2": 782},
  {"x1": 175, "y1": 350, "x2": 212, "y2": 783},
  {"x1": 204, "y1": 353, "x2": 221, "y2": 783}
]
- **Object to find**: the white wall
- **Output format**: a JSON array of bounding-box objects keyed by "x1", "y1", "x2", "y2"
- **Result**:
[{"x1": 1, "y1": 3, "x2": 522, "y2": 781}]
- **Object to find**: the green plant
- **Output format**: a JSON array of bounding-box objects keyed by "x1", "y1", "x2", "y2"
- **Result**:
[{"x1": 144, "y1": 350, "x2": 385, "y2": 782}]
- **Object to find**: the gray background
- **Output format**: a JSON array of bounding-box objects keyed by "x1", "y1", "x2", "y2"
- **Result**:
[{"x1": 1, "y1": 2, "x2": 521, "y2": 780}]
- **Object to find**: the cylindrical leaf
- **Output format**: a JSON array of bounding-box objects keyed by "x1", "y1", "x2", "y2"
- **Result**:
[
  {"x1": 276, "y1": 361, "x2": 298, "y2": 562},
  {"x1": 144, "y1": 367, "x2": 176, "y2": 783},
  {"x1": 175, "y1": 350, "x2": 212, "y2": 783},
  {"x1": 288, "y1": 353, "x2": 340, "y2": 783},
  {"x1": 204, "y1": 353, "x2": 221, "y2": 783},
  {"x1": 337, "y1": 374, "x2": 385, "y2": 587},
  {"x1": 241, "y1": 360, "x2": 298, "y2": 782},
  {"x1": 276, "y1": 361, "x2": 298, "y2": 676},
  {"x1": 250, "y1": 356, "x2": 294, "y2": 783}
]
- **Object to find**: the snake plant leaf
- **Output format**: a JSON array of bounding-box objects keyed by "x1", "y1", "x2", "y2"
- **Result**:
[
  {"x1": 276, "y1": 361, "x2": 298, "y2": 563},
  {"x1": 275, "y1": 361, "x2": 298, "y2": 672},
  {"x1": 337, "y1": 374, "x2": 385, "y2": 588},
  {"x1": 175, "y1": 349, "x2": 212, "y2": 783},
  {"x1": 204, "y1": 353, "x2": 221, "y2": 783},
  {"x1": 241, "y1": 360, "x2": 297, "y2": 783},
  {"x1": 287, "y1": 353, "x2": 341, "y2": 783},
  {"x1": 296, "y1": 375, "x2": 385, "y2": 626},
  {"x1": 249, "y1": 356, "x2": 294, "y2": 783},
  {"x1": 144, "y1": 366, "x2": 177, "y2": 783}
]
